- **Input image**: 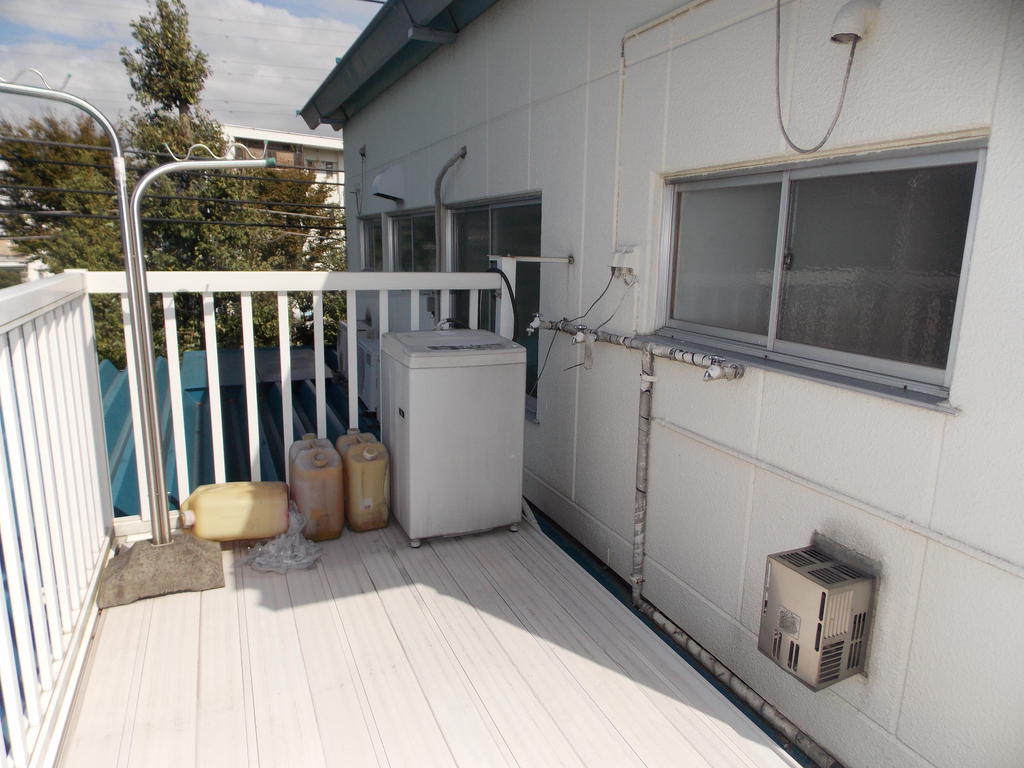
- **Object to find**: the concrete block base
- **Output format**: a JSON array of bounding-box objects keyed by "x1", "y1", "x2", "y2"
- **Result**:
[{"x1": 97, "y1": 533, "x2": 225, "y2": 609}]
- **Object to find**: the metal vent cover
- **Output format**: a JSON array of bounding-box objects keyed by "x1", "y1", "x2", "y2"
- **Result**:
[{"x1": 758, "y1": 546, "x2": 875, "y2": 690}]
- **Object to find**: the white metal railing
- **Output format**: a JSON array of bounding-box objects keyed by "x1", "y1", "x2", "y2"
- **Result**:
[
  {"x1": 0, "y1": 272, "x2": 113, "y2": 768},
  {"x1": 85, "y1": 269, "x2": 504, "y2": 535}
]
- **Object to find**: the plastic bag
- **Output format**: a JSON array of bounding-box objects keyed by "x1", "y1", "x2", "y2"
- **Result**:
[{"x1": 243, "y1": 502, "x2": 322, "y2": 573}]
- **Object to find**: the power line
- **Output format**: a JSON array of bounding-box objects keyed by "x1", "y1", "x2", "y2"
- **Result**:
[
  {"x1": 0, "y1": 154, "x2": 344, "y2": 185},
  {"x1": 0, "y1": 208, "x2": 344, "y2": 230},
  {"x1": 0, "y1": 182, "x2": 343, "y2": 210}
]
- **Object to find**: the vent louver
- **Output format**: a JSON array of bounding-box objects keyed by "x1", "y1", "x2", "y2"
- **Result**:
[
  {"x1": 758, "y1": 546, "x2": 875, "y2": 690},
  {"x1": 819, "y1": 641, "x2": 845, "y2": 682}
]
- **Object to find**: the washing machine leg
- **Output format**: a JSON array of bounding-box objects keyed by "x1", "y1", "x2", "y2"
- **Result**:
[
  {"x1": 508, "y1": 523, "x2": 519, "y2": 532},
  {"x1": 409, "y1": 538, "x2": 422, "y2": 548}
]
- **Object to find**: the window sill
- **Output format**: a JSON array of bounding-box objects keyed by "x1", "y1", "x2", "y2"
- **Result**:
[{"x1": 648, "y1": 331, "x2": 959, "y2": 415}]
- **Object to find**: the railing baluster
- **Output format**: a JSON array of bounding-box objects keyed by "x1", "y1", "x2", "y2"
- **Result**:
[
  {"x1": 0, "y1": 334, "x2": 44, "y2": 725},
  {"x1": 440, "y1": 288, "x2": 450, "y2": 325},
  {"x1": 9, "y1": 327, "x2": 63, "y2": 669},
  {"x1": 56, "y1": 306, "x2": 93, "y2": 592},
  {"x1": 25, "y1": 317, "x2": 75, "y2": 639},
  {"x1": 202, "y1": 292, "x2": 225, "y2": 484},
  {"x1": 278, "y1": 291, "x2": 292, "y2": 479},
  {"x1": 36, "y1": 310, "x2": 85, "y2": 611},
  {"x1": 162, "y1": 293, "x2": 189, "y2": 503},
  {"x1": 121, "y1": 295, "x2": 151, "y2": 522},
  {"x1": 469, "y1": 289, "x2": 480, "y2": 329},
  {"x1": 55, "y1": 305, "x2": 96, "y2": 573},
  {"x1": 0, "y1": 462, "x2": 28, "y2": 765},
  {"x1": 75, "y1": 296, "x2": 115, "y2": 533},
  {"x1": 313, "y1": 291, "x2": 326, "y2": 437},
  {"x1": 241, "y1": 292, "x2": 260, "y2": 481},
  {"x1": 60, "y1": 303, "x2": 104, "y2": 560},
  {"x1": 346, "y1": 290, "x2": 358, "y2": 432},
  {"x1": 378, "y1": 290, "x2": 389, "y2": 419},
  {"x1": 410, "y1": 289, "x2": 420, "y2": 331}
]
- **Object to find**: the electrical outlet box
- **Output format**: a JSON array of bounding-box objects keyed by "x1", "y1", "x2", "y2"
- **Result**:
[
  {"x1": 758, "y1": 546, "x2": 875, "y2": 690},
  {"x1": 611, "y1": 245, "x2": 637, "y2": 269}
]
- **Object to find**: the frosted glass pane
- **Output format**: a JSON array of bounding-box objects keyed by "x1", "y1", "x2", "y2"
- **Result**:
[
  {"x1": 363, "y1": 218, "x2": 383, "y2": 271},
  {"x1": 778, "y1": 164, "x2": 975, "y2": 368},
  {"x1": 672, "y1": 183, "x2": 780, "y2": 335}
]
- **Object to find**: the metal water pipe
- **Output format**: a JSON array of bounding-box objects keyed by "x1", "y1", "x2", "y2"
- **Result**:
[{"x1": 129, "y1": 156, "x2": 274, "y2": 544}]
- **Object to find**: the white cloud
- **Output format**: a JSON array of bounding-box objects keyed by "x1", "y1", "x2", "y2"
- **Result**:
[{"x1": 0, "y1": 0, "x2": 376, "y2": 134}]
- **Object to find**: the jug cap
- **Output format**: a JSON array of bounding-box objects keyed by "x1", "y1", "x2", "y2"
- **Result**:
[
  {"x1": 312, "y1": 451, "x2": 330, "y2": 468},
  {"x1": 301, "y1": 432, "x2": 317, "y2": 441},
  {"x1": 362, "y1": 446, "x2": 379, "y2": 461}
]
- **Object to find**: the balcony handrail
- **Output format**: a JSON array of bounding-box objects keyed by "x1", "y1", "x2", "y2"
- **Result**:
[
  {"x1": 84, "y1": 270, "x2": 502, "y2": 293},
  {"x1": 85, "y1": 268, "x2": 506, "y2": 538},
  {"x1": 0, "y1": 271, "x2": 86, "y2": 335},
  {"x1": 0, "y1": 273, "x2": 112, "y2": 768}
]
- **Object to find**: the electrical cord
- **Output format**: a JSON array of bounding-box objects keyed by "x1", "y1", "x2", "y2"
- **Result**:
[
  {"x1": 528, "y1": 330, "x2": 558, "y2": 398},
  {"x1": 566, "y1": 270, "x2": 614, "y2": 324},
  {"x1": 595, "y1": 280, "x2": 635, "y2": 332},
  {"x1": 487, "y1": 266, "x2": 520, "y2": 342},
  {"x1": 774, "y1": 0, "x2": 858, "y2": 154}
]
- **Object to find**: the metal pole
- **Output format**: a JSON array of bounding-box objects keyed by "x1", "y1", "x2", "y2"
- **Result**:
[{"x1": 129, "y1": 157, "x2": 273, "y2": 544}]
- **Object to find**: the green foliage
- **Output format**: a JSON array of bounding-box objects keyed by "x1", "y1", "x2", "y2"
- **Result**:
[
  {"x1": 120, "y1": 0, "x2": 209, "y2": 119},
  {"x1": 0, "y1": 270, "x2": 21, "y2": 289},
  {"x1": 0, "y1": 0, "x2": 345, "y2": 367}
]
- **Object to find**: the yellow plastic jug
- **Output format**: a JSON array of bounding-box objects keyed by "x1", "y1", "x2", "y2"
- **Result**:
[
  {"x1": 289, "y1": 443, "x2": 344, "y2": 541},
  {"x1": 340, "y1": 441, "x2": 390, "y2": 532},
  {"x1": 289, "y1": 433, "x2": 335, "y2": 466},
  {"x1": 179, "y1": 481, "x2": 288, "y2": 542},
  {"x1": 335, "y1": 431, "x2": 377, "y2": 455}
]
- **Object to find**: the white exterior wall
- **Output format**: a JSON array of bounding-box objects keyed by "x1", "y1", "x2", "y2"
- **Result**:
[{"x1": 341, "y1": 2, "x2": 1024, "y2": 766}]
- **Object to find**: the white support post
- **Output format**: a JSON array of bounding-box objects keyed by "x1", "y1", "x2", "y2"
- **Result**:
[
  {"x1": 469, "y1": 290, "x2": 480, "y2": 329},
  {"x1": 162, "y1": 293, "x2": 189, "y2": 503},
  {"x1": 120, "y1": 295, "x2": 150, "y2": 522},
  {"x1": 278, "y1": 291, "x2": 292, "y2": 479},
  {"x1": 202, "y1": 293, "x2": 225, "y2": 484},
  {"x1": 346, "y1": 290, "x2": 358, "y2": 432},
  {"x1": 410, "y1": 289, "x2": 420, "y2": 331},
  {"x1": 241, "y1": 292, "x2": 260, "y2": 481},
  {"x1": 313, "y1": 291, "x2": 326, "y2": 437}
]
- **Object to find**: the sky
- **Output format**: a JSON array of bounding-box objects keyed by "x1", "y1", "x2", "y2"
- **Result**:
[{"x1": 0, "y1": 0, "x2": 382, "y2": 137}]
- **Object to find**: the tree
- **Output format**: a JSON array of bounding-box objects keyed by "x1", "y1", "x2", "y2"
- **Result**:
[{"x1": 0, "y1": 0, "x2": 345, "y2": 366}]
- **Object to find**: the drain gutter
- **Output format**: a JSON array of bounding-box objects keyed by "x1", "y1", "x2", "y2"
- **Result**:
[{"x1": 533, "y1": 316, "x2": 841, "y2": 768}]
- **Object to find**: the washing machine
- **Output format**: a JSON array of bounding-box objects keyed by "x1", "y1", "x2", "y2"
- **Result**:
[{"x1": 380, "y1": 329, "x2": 525, "y2": 546}]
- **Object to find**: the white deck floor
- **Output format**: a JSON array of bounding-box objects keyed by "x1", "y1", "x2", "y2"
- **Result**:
[{"x1": 58, "y1": 519, "x2": 802, "y2": 768}]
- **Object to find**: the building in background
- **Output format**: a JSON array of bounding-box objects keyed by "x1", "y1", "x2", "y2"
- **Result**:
[{"x1": 222, "y1": 124, "x2": 344, "y2": 205}]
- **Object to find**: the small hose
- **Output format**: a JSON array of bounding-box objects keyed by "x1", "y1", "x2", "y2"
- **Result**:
[{"x1": 488, "y1": 266, "x2": 520, "y2": 342}]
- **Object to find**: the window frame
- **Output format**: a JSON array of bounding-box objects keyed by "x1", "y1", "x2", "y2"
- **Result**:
[
  {"x1": 387, "y1": 208, "x2": 438, "y2": 272},
  {"x1": 659, "y1": 145, "x2": 986, "y2": 397},
  {"x1": 360, "y1": 214, "x2": 385, "y2": 272}
]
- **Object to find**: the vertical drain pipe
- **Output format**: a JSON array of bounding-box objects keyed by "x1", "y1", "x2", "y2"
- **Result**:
[
  {"x1": 630, "y1": 344, "x2": 655, "y2": 606},
  {"x1": 434, "y1": 146, "x2": 467, "y2": 266}
]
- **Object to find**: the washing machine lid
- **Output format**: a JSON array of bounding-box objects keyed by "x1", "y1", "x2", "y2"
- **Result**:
[{"x1": 382, "y1": 329, "x2": 525, "y2": 368}]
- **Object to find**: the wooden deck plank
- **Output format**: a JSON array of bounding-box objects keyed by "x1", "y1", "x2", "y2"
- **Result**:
[
  {"x1": 196, "y1": 547, "x2": 248, "y2": 767},
  {"x1": 383, "y1": 525, "x2": 584, "y2": 768},
  {"x1": 284, "y1": 559, "x2": 382, "y2": 767},
  {"x1": 240, "y1": 557, "x2": 327, "y2": 768},
  {"x1": 319, "y1": 532, "x2": 458, "y2": 768},
  {"x1": 512, "y1": 523, "x2": 802, "y2": 767},
  {"x1": 125, "y1": 591, "x2": 201, "y2": 768},
  {"x1": 427, "y1": 534, "x2": 647, "y2": 768},
  {"x1": 233, "y1": 545, "x2": 261, "y2": 768},
  {"x1": 350, "y1": 529, "x2": 516, "y2": 768},
  {"x1": 58, "y1": 600, "x2": 151, "y2": 768},
  {"x1": 460, "y1": 532, "x2": 715, "y2": 768},
  {"x1": 60, "y1": 523, "x2": 802, "y2": 768}
]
